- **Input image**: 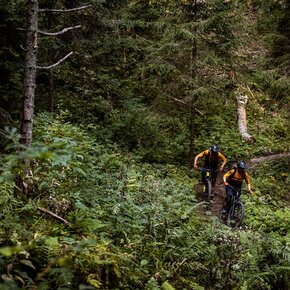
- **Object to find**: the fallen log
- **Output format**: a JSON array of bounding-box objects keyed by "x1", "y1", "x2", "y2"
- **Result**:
[{"x1": 236, "y1": 94, "x2": 255, "y2": 144}]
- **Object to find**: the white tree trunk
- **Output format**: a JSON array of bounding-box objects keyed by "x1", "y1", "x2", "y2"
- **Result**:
[{"x1": 236, "y1": 94, "x2": 255, "y2": 144}]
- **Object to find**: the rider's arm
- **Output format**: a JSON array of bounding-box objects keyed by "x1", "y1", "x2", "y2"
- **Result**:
[
  {"x1": 223, "y1": 170, "x2": 233, "y2": 186},
  {"x1": 194, "y1": 150, "x2": 207, "y2": 170},
  {"x1": 193, "y1": 155, "x2": 199, "y2": 170},
  {"x1": 218, "y1": 152, "x2": 227, "y2": 171},
  {"x1": 245, "y1": 173, "x2": 253, "y2": 194}
]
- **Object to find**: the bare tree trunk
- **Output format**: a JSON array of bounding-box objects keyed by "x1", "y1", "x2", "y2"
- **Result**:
[
  {"x1": 236, "y1": 94, "x2": 255, "y2": 144},
  {"x1": 17, "y1": 0, "x2": 39, "y2": 196},
  {"x1": 20, "y1": 0, "x2": 39, "y2": 147}
]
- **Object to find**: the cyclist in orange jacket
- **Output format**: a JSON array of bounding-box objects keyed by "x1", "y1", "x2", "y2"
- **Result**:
[
  {"x1": 222, "y1": 160, "x2": 253, "y2": 213},
  {"x1": 194, "y1": 144, "x2": 227, "y2": 187}
]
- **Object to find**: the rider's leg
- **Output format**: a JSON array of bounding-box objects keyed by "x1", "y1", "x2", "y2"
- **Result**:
[
  {"x1": 201, "y1": 171, "x2": 206, "y2": 183},
  {"x1": 225, "y1": 185, "x2": 234, "y2": 212},
  {"x1": 221, "y1": 185, "x2": 230, "y2": 215},
  {"x1": 211, "y1": 169, "x2": 218, "y2": 196},
  {"x1": 212, "y1": 169, "x2": 218, "y2": 186},
  {"x1": 201, "y1": 171, "x2": 206, "y2": 192}
]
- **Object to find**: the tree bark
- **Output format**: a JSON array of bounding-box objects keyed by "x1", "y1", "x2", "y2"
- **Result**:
[
  {"x1": 20, "y1": 0, "x2": 39, "y2": 147},
  {"x1": 236, "y1": 94, "x2": 255, "y2": 144},
  {"x1": 16, "y1": 0, "x2": 39, "y2": 196}
]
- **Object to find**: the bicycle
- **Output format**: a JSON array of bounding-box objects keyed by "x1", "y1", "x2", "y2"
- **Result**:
[
  {"x1": 219, "y1": 185, "x2": 246, "y2": 228},
  {"x1": 198, "y1": 167, "x2": 218, "y2": 203}
]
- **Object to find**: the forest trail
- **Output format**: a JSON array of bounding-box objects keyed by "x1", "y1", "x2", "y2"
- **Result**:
[
  {"x1": 247, "y1": 152, "x2": 290, "y2": 167},
  {"x1": 196, "y1": 152, "x2": 290, "y2": 218}
]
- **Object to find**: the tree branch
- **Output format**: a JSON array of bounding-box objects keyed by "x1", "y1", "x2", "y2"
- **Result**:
[
  {"x1": 173, "y1": 258, "x2": 187, "y2": 277},
  {"x1": 38, "y1": 25, "x2": 81, "y2": 36},
  {"x1": 37, "y1": 52, "x2": 73, "y2": 70},
  {"x1": 37, "y1": 207, "x2": 71, "y2": 226},
  {"x1": 169, "y1": 96, "x2": 188, "y2": 106},
  {"x1": 168, "y1": 96, "x2": 203, "y2": 114},
  {"x1": 39, "y1": 5, "x2": 92, "y2": 13}
]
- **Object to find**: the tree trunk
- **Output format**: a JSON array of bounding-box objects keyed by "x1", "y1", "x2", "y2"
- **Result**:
[
  {"x1": 20, "y1": 0, "x2": 39, "y2": 147},
  {"x1": 17, "y1": 0, "x2": 39, "y2": 196},
  {"x1": 236, "y1": 94, "x2": 255, "y2": 144}
]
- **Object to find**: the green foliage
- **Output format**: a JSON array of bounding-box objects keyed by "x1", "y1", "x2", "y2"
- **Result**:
[
  {"x1": 0, "y1": 0, "x2": 290, "y2": 289},
  {"x1": 0, "y1": 113, "x2": 290, "y2": 289},
  {"x1": 44, "y1": 0, "x2": 243, "y2": 163}
]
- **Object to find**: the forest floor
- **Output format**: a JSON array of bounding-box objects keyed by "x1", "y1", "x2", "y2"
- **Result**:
[{"x1": 196, "y1": 152, "x2": 290, "y2": 219}]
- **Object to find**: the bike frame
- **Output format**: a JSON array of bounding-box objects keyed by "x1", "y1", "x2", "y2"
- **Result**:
[
  {"x1": 198, "y1": 167, "x2": 218, "y2": 202},
  {"x1": 228, "y1": 186, "x2": 241, "y2": 204},
  {"x1": 198, "y1": 167, "x2": 217, "y2": 181},
  {"x1": 227, "y1": 184, "x2": 248, "y2": 201},
  {"x1": 225, "y1": 185, "x2": 246, "y2": 228}
]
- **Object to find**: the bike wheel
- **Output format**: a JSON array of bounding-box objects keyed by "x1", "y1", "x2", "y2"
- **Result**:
[
  {"x1": 204, "y1": 180, "x2": 211, "y2": 203},
  {"x1": 226, "y1": 201, "x2": 245, "y2": 228}
]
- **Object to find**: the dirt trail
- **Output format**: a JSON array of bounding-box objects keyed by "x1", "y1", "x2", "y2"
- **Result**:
[
  {"x1": 196, "y1": 173, "x2": 226, "y2": 218},
  {"x1": 196, "y1": 152, "x2": 290, "y2": 217},
  {"x1": 247, "y1": 152, "x2": 290, "y2": 168}
]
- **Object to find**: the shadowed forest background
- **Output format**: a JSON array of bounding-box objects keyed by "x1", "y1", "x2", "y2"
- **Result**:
[{"x1": 0, "y1": 0, "x2": 289, "y2": 289}]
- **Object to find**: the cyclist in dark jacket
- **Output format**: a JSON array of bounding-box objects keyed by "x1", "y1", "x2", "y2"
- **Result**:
[
  {"x1": 194, "y1": 144, "x2": 227, "y2": 186},
  {"x1": 222, "y1": 160, "x2": 253, "y2": 213}
]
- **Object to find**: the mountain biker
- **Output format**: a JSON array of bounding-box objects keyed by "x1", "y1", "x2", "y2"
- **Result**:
[
  {"x1": 222, "y1": 160, "x2": 253, "y2": 213},
  {"x1": 194, "y1": 144, "x2": 227, "y2": 187}
]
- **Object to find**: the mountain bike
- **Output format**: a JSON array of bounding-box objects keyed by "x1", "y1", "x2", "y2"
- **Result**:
[
  {"x1": 198, "y1": 167, "x2": 217, "y2": 203},
  {"x1": 220, "y1": 185, "x2": 245, "y2": 228}
]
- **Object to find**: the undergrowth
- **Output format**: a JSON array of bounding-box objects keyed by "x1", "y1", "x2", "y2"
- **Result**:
[{"x1": 0, "y1": 114, "x2": 289, "y2": 289}]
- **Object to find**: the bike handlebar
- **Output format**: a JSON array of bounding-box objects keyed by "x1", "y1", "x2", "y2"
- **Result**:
[
  {"x1": 225, "y1": 184, "x2": 249, "y2": 193},
  {"x1": 198, "y1": 167, "x2": 218, "y2": 173}
]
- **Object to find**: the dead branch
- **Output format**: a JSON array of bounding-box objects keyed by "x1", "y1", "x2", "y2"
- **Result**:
[
  {"x1": 236, "y1": 94, "x2": 255, "y2": 144},
  {"x1": 39, "y1": 5, "x2": 92, "y2": 13},
  {"x1": 38, "y1": 25, "x2": 81, "y2": 36},
  {"x1": 169, "y1": 96, "x2": 188, "y2": 106},
  {"x1": 37, "y1": 52, "x2": 73, "y2": 70},
  {"x1": 37, "y1": 207, "x2": 71, "y2": 226},
  {"x1": 173, "y1": 258, "x2": 188, "y2": 276},
  {"x1": 168, "y1": 96, "x2": 203, "y2": 115}
]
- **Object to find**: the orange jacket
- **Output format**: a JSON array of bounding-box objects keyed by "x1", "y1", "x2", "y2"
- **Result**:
[
  {"x1": 224, "y1": 169, "x2": 250, "y2": 185},
  {"x1": 196, "y1": 149, "x2": 226, "y2": 166}
]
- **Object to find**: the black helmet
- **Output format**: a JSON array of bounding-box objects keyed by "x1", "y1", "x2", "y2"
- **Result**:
[
  {"x1": 237, "y1": 160, "x2": 246, "y2": 169},
  {"x1": 210, "y1": 144, "x2": 219, "y2": 154}
]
